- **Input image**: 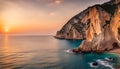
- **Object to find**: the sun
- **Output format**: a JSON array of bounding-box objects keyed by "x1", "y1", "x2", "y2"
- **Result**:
[{"x1": 5, "y1": 28, "x2": 9, "y2": 32}]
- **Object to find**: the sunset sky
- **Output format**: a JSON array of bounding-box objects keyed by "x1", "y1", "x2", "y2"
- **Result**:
[{"x1": 0, "y1": 0, "x2": 109, "y2": 35}]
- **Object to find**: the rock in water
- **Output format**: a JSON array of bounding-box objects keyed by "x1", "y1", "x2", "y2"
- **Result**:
[
  {"x1": 56, "y1": 0, "x2": 120, "y2": 52},
  {"x1": 92, "y1": 62, "x2": 99, "y2": 66}
]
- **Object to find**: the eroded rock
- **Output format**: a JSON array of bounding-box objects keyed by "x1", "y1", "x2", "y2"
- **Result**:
[
  {"x1": 56, "y1": 0, "x2": 120, "y2": 53},
  {"x1": 76, "y1": 4, "x2": 120, "y2": 53}
]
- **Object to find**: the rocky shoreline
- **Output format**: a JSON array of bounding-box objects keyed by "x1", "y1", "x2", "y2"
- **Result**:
[
  {"x1": 109, "y1": 48, "x2": 120, "y2": 55},
  {"x1": 54, "y1": 36, "x2": 83, "y2": 40},
  {"x1": 56, "y1": 1, "x2": 120, "y2": 68}
]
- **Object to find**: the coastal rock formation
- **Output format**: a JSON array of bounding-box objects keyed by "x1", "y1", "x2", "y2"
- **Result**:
[
  {"x1": 56, "y1": 0, "x2": 120, "y2": 52},
  {"x1": 55, "y1": 0, "x2": 120, "y2": 40},
  {"x1": 74, "y1": 3, "x2": 120, "y2": 52},
  {"x1": 55, "y1": 5, "x2": 110, "y2": 39},
  {"x1": 115, "y1": 0, "x2": 120, "y2": 4}
]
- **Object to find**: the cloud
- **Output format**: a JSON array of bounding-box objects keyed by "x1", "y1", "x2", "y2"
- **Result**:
[
  {"x1": 50, "y1": 12, "x2": 56, "y2": 16},
  {"x1": 55, "y1": 0, "x2": 63, "y2": 4}
]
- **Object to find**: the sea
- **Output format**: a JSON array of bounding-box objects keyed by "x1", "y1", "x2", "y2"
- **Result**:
[{"x1": 0, "y1": 35, "x2": 120, "y2": 69}]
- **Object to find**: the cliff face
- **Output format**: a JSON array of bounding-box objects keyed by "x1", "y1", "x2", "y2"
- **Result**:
[
  {"x1": 55, "y1": 5, "x2": 110, "y2": 39},
  {"x1": 74, "y1": 3, "x2": 120, "y2": 52},
  {"x1": 56, "y1": 0, "x2": 120, "y2": 40},
  {"x1": 55, "y1": 8, "x2": 90, "y2": 39},
  {"x1": 114, "y1": 0, "x2": 120, "y2": 4},
  {"x1": 56, "y1": 0, "x2": 120, "y2": 52},
  {"x1": 86, "y1": 6, "x2": 110, "y2": 41}
]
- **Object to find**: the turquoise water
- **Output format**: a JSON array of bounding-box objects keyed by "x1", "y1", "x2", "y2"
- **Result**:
[{"x1": 0, "y1": 35, "x2": 120, "y2": 69}]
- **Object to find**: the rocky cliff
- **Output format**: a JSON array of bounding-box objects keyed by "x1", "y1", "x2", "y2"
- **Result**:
[
  {"x1": 74, "y1": 5, "x2": 119, "y2": 52},
  {"x1": 56, "y1": 0, "x2": 120, "y2": 52},
  {"x1": 55, "y1": 0, "x2": 117, "y2": 39}
]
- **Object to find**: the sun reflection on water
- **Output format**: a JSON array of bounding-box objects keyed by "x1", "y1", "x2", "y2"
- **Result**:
[
  {"x1": 4, "y1": 34, "x2": 9, "y2": 49},
  {"x1": 0, "y1": 35, "x2": 32, "y2": 68}
]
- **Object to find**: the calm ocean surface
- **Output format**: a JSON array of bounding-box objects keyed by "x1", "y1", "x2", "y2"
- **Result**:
[{"x1": 0, "y1": 35, "x2": 120, "y2": 69}]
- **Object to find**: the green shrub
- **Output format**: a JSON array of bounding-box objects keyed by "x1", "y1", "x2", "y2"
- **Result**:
[{"x1": 101, "y1": 4, "x2": 117, "y2": 15}]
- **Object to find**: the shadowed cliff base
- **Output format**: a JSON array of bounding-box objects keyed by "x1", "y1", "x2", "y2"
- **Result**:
[{"x1": 56, "y1": 0, "x2": 120, "y2": 53}]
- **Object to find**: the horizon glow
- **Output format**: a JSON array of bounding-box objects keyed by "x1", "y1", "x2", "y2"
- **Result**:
[{"x1": 0, "y1": 0, "x2": 110, "y2": 35}]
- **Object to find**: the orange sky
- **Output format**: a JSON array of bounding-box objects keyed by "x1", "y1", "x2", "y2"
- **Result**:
[{"x1": 0, "y1": 0, "x2": 109, "y2": 35}]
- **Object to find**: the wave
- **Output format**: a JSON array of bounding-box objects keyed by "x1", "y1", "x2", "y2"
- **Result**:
[
  {"x1": 89, "y1": 58, "x2": 115, "y2": 69},
  {"x1": 65, "y1": 49, "x2": 81, "y2": 54},
  {"x1": 104, "y1": 57, "x2": 113, "y2": 61},
  {"x1": 65, "y1": 49, "x2": 74, "y2": 54},
  {"x1": 96, "y1": 59, "x2": 114, "y2": 69}
]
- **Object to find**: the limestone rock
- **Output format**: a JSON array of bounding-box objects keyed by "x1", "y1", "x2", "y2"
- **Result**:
[
  {"x1": 55, "y1": 5, "x2": 110, "y2": 40},
  {"x1": 56, "y1": 0, "x2": 120, "y2": 52},
  {"x1": 76, "y1": 4, "x2": 120, "y2": 52}
]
